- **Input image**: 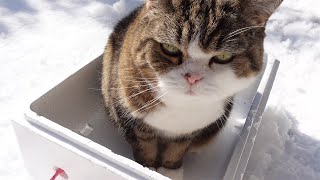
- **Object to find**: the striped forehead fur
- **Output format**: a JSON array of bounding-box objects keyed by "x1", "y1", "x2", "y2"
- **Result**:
[
  {"x1": 145, "y1": 0, "x2": 245, "y2": 52},
  {"x1": 146, "y1": 0, "x2": 283, "y2": 47}
]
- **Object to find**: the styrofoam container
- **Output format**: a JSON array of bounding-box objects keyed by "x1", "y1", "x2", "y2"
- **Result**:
[{"x1": 12, "y1": 54, "x2": 279, "y2": 180}]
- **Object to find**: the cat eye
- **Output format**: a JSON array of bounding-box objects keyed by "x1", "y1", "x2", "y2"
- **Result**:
[
  {"x1": 160, "y1": 43, "x2": 182, "y2": 56},
  {"x1": 210, "y1": 52, "x2": 233, "y2": 65}
]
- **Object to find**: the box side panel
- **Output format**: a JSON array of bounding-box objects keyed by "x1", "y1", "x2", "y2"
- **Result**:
[
  {"x1": 30, "y1": 56, "x2": 104, "y2": 132},
  {"x1": 223, "y1": 59, "x2": 280, "y2": 180},
  {"x1": 12, "y1": 120, "x2": 148, "y2": 180},
  {"x1": 29, "y1": 56, "x2": 134, "y2": 159}
]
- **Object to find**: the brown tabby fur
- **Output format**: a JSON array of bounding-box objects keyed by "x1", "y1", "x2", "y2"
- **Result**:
[{"x1": 102, "y1": 0, "x2": 283, "y2": 169}]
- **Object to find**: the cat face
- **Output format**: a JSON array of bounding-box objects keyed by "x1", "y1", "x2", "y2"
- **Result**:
[
  {"x1": 116, "y1": 0, "x2": 283, "y2": 115},
  {"x1": 128, "y1": 0, "x2": 283, "y2": 102}
]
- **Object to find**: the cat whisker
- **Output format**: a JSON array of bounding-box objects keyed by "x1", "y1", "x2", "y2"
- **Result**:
[
  {"x1": 225, "y1": 25, "x2": 264, "y2": 38},
  {"x1": 110, "y1": 84, "x2": 159, "y2": 90},
  {"x1": 132, "y1": 92, "x2": 167, "y2": 115},
  {"x1": 118, "y1": 74, "x2": 158, "y2": 80},
  {"x1": 139, "y1": 98, "x2": 163, "y2": 113},
  {"x1": 125, "y1": 85, "x2": 159, "y2": 99},
  {"x1": 232, "y1": 127, "x2": 245, "y2": 144},
  {"x1": 119, "y1": 67, "x2": 149, "y2": 71},
  {"x1": 225, "y1": 98, "x2": 251, "y2": 109},
  {"x1": 221, "y1": 111, "x2": 245, "y2": 144},
  {"x1": 88, "y1": 88, "x2": 103, "y2": 91},
  {"x1": 120, "y1": 79, "x2": 159, "y2": 83},
  {"x1": 121, "y1": 76, "x2": 158, "y2": 81},
  {"x1": 121, "y1": 79, "x2": 159, "y2": 83},
  {"x1": 223, "y1": 25, "x2": 265, "y2": 41},
  {"x1": 225, "y1": 39, "x2": 238, "y2": 42},
  {"x1": 112, "y1": 85, "x2": 160, "y2": 106},
  {"x1": 90, "y1": 82, "x2": 159, "y2": 92},
  {"x1": 216, "y1": 114, "x2": 232, "y2": 147},
  {"x1": 120, "y1": 76, "x2": 159, "y2": 80},
  {"x1": 216, "y1": 118, "x2": 222, "y2": 131},
  {"x1": 231, "y1": 97, "x2": 259, "y2": 107},
  {"x1": 225, "y1": 26, "x2": 255, "y2": 38}
]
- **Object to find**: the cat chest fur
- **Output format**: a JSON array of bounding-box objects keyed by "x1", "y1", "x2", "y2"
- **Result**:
[{"x1": 144, "y1": 97, "x2": 225, "y2": 137}]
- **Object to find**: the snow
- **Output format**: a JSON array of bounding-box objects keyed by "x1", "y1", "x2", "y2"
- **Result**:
[
  {"x1": 0, "y1": 0, "x2": 319, "y2": 180},
  {"x1": 245, "y1": 0, "x2": 320, "y2": 179}
]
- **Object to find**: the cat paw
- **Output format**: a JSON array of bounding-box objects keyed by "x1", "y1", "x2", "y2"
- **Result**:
[
  {"x1": 157, "y1": 167, "x2": 184, "y2": 180},
  {"x1": 148, "y1": 167, "x2": 156, "y2": 171}
]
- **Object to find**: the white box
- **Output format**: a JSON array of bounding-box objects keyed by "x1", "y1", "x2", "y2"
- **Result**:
[{"x1": 12, "y1": 55, "x2": 279, "y2": 180}]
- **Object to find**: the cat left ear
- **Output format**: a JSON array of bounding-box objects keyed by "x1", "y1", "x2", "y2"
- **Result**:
[
  {"x1": 145, "y1": 0, "x2": 173, "y2": 11},
  {"x1": 146, "y1": 0, "x2": 157, "y2": 10},
  {"x1": 145, "y1": 0, "x2": 161, "y2": 9},
  {"x1": 243, "y1": 0, "x2": 283, "y2": 26}
]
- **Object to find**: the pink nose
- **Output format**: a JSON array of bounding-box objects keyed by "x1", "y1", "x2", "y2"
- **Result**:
[{"x1": 184, "y1": 73, "x2": 203, "y2": 85}]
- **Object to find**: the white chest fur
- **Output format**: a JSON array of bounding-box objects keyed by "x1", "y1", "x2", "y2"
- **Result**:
[{"x1": 144, "y1": 96, "x2": 225, "y2": 137}]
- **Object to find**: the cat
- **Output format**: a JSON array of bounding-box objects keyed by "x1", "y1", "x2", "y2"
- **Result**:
[{"x1": 101, "y1": 0, "x2": 283, "y2": 178}]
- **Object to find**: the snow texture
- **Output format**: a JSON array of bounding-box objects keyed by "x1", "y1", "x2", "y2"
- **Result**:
[{"x1": 0, "y1": 0, "x2": 319, "y2": 180}]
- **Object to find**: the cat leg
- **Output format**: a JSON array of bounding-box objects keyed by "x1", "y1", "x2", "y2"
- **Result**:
[
  {"x1": 130, "y1": 127, "x2": 158, "y2": 167},
  {"x1": 155, "y1": 141, "x2": 190, "y2": 179},
  {"x1": 157, "y1": 141, "x2": 190, "y2": 180},
  {"x1": 160, "y1": 141, "x2": 191, "y2": 169}
]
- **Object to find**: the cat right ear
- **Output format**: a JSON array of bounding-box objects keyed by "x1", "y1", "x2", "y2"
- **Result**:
[{"x1": 243, "y1": 0, "x2": 284, "y2": 26}]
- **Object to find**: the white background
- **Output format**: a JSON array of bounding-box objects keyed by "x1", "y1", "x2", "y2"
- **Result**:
[{"x1": 0, "y1": 0, "x2": 319, "y2": 179}]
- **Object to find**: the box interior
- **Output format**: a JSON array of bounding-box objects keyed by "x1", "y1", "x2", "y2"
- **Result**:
[{"x1": 30, "y1": 56, "x2": 262, "y2": 180}]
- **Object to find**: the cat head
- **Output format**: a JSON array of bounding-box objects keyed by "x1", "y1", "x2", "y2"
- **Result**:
[{"x1": 129, "y1": 0, "x2": 283, "y2": 103}]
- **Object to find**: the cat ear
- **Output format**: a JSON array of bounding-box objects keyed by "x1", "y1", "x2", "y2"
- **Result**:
[
  {"x1": 243, "y1": 0, "x2": 283, "y2": 26},
  {"x1": 145, "y1": 0, "x2": 173, "y2": 11},
  {"x1": 145, "y1": 0, "x2": 157, "y2": 10}
]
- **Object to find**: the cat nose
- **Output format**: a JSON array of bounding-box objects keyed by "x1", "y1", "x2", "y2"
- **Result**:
[{"x1": 184, "y1": 73, "x2": 203, "y2": 85}]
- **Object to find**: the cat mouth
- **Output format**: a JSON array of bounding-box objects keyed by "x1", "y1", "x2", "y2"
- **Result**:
[{"x1": 185, "y1": 90, "x2": 196, "y2": 96}]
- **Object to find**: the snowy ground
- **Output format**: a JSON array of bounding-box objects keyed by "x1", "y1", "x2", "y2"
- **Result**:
[{"x1": 0, "y1": 0, "x2": 319, "y2": 180}]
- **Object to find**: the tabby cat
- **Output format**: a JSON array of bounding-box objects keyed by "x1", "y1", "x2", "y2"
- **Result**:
[{"x1": 102, "y1": 0, "x2": 283, "y2": 177}]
